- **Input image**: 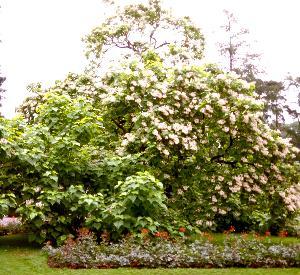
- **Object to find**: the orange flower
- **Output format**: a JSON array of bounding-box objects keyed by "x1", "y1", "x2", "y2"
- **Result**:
[
  {"x1": 141, "y1": 228, "x2": 149, "y2": 235},
  {"x1": 278, "y1": 230, "x2": 288, "y2": 238},
  {"x1": 201, "y1": 232, "x2": 214, "y2": 241},
  {"x1": 179, "y1": 227, "x2": 186, "y2": 233},
  {"x1": 265, "y1": 230, "x2": 271, "y2": 237},
  {"x1": 65, "y1": 236, "x2": 76, "y2": 246},
  {"x1": 77, "y1": 227, "x2": 91, "y2": 236},
  {"x1": 155, "y1": 231, "x2": 169, "y2": 239}
]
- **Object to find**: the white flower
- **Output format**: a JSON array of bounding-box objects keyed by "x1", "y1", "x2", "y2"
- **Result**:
[
  {"x1": 243, "y1": 115, "x2": 249, "y2": 124},
  {"x1": 139, "y1": 79, "x2": 148, "y2": 88},
  {"x1": 157, "y1": 122, "x2": 167, "y2": 129},
  {"x1": 164, "y1": 174, "x2": 170, "y2": 179},
  {"x1": 241, "y1": 157, "x2": 247, "y2": 163},
  {"x1": 183, "y1": 185, "x2": 189, "y2": 191},
  {"x1": 124, "y1": 133, "x2": 135, "y2": 142},
  {"x1": 249, "y1": 197, "x2": 256, "y2": 203},
  {"x1": 218, "y1": 176, "x2": 224, "y2": 182},
  {"x1": 223, "y1": 127, "x2": 229, "y2": 132},
  {"x1": 147, "y1": 101, "x2": 153, "y2": 107},
  {"x1": 135, "y1": 98, "x2": 141, "y2": 104},
  {"x1": 150, "y1": 75, "x2": 157, "y2": 82},
  {"x1": 182, "y1": 125, "x2": 191, "y2": 134},
  {"x1": 26, "y1": 199, "x2": 34, "y2": 206},
  {"x1": 215, "y1": 185, "x2": 221, "y2": 190},
  {"x1": 189, "y1": 140, "x2": 197, "y2": 151},
  {"x1": 219, "y1": 190, "x2": 227, "y2": 198},
  {"x1": 163, "y1": 149, "x2": 169, "y2": 156},
  {"x1": 229, "y1": 113, "x2": 236, "y2": 123},
  {"x1": 218, "y1": 209, "x2": 227, "y2": 215},
  {"x1": 141, "y1": 111, "x2": 150, "y2": 117},
  {"x1": 177, "y1": 75, "x2": 183, "y2": 81},
  {"x1": 177, "y1": 189, "x2": 183, "y2": 195},
  {"x1": 35, "y1": 201, "x2": 44, "y2": 208},
  {"x1": 196, "y1": 220, "x2": 203, "y2": 225},
  {"x1": 218, "y1": 99, "x2": 227, "y2": 105},
  {"x1": 174, "y1": 102, "x2": 181, "y2": 108},
  {"x1": 153, "y1": 129, "x2": 159, "y2": 136},
  {"x1": 121, "y1": 139, "x2": 129, "y2": 146},
  {"x1": 206, "y1": 221, "x2": 213, "y2": 227},
  {"x1": 212, "y1": 196, "x2": 217, "y2": 203},
  {"x1": 172, "y1": 123, "x2": 181, "y2": 132},
  {"x1": 151, "y1": 90, "x2": 162, "y2": 98},
  {"x1": 0, "y1": 138, "x2": 8, "y2": 144},
  {"x1": 34, "y1": 186, "x2": 41, "y2": 192}
]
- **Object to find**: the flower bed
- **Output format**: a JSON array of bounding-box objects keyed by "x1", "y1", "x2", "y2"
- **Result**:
[{"x1": 43, "y1": 230, "x2": 300, "y2": 269}]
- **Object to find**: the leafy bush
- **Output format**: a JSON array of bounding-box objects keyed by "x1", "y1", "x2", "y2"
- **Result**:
[
  {"x1": 99, "y1": 172, "x2": 169, "y2": 239},
  {"x1": 44, "y1": 231, "x2": 300, "y2": 268}
]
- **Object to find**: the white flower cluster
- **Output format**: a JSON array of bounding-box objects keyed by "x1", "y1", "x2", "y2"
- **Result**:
[
  {"x1": 100, "y1": 60, "x2": 299, "y2": 220},
  {"x1": 279, "y1": 185, "x2": 300, "y2": 212}
]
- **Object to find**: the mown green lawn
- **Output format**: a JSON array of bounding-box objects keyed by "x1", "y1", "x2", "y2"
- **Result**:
[
  {"x1": 194, "y1": 232, "x2": 300, "y2": 245},
  {"x1": 0, "y1": 234, "x2": 299, "y2": 275}
]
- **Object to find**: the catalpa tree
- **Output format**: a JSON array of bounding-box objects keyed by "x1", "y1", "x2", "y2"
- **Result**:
[
  {"x1": 84, "y1": 0, "x2": 299, "y2": 232},
  {"x1": 0, "y1": 0, "x2": 299, "y2": 243}
]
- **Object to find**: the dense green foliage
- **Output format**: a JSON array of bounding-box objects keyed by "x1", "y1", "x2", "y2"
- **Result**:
[{"x1": 0, "y1": 0, "x2": 299, "y2": 244}]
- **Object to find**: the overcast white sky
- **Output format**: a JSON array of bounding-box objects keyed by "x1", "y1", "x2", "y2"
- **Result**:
[{"x1": 0, "y1": 0, "x2": 300, "y2": 118}]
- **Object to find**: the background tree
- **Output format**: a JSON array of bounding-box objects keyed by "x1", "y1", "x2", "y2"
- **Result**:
[
  {"x1": 217, "y1": 10, "x2": 292, "y2": 132},
  {"x1": 218, "y1": 10, "x2": 261, "y2": 78},
  {"x1": 254, "y1": 79, "x2": 286, "y2": 129},
  {"x1": 0, "y1": 37, "x2": 5, "y2": 112},
  {"x1": 281, "y1": 121, "x2": 300, "y2": 161},
  {"x1": 0, "y1": 5, "x2": 5, "y2": 112},
  {"x1": 282, "y1": 75, "x2": 300, "y2": 154},
  {"x1": 0, "y1": 74, "x2": 5, "y2": 109},
  {"x1": 286, "y1": 75, "x2": 300, "y2": 119}
]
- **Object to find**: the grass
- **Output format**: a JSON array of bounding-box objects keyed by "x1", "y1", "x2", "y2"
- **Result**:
[
  {"x1": 195, "y1": 232, "x2": 300, "y2": 245},
  {"x1": 0, "y1": 234, "x2": 299, "y2": 275}
]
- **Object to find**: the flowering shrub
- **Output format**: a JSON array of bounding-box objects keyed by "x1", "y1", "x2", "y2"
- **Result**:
[
  {"x1": 99, "y1": 58, "x2": 300, "y2": 232},
  {"x1": 44, "y1": 231, "x2": 300, "y2": 268},
  {"x1": 0, "y1": 0, "x2": 299, "y2": 243},
  {"x1": 0, "y1": 216, "x2": 23, "y2": 235}
]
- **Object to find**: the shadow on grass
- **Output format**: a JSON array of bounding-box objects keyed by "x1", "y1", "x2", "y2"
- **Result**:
[{"x1": 0, "y1": 233, "x2": 40, "y2": 249}]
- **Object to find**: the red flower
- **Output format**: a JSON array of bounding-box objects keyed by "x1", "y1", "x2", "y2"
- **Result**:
[
  {"x1": 229, "y1": 225, "x2": 235, "y2": 232},
  {"x1": 265, "y1": 230, "x2": 271, "y2": 237},
  {"x1": 154, "y1": 232, "x2": 161, "y2": 237},
  {"x1": 179, "y1": 227, "x2": 186, "y2": 233}
]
